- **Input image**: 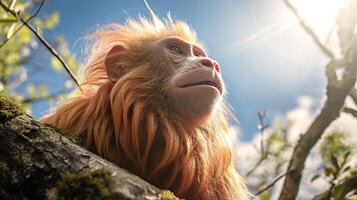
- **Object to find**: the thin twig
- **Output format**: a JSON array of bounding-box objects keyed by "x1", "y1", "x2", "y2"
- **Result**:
[
  {"x1": 0, "y1": 18, "x2": 17, "y2": 23},
  {"x1": 245, "y1": 112, "x2": 270, "y2": 177},
  {"x1": 283, "y1": 0, "x2": 335, "y2": 60},
  {"x1": 257, "y1": 111, "x2": 268, "y2": 156},
  {"x1": 343, "y1": 107, "x2": 357, "y2": 118},
  {"x1": 255, "y1": 170, "x2": 293, "y2": 196},
  {"x1": 0, "y1": 0, "x2": 82, "y2": 91},
  {"x1": 324, "y1": 24, "x2": 335, "y2": 45},
  {"x1": 246, "y1": 153, "x2": 268, "y2": 177},
  {"x1": 0, "y1": 0, "x2": 45, "y2": 48}
]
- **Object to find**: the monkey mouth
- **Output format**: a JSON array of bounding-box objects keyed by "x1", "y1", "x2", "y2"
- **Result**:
[{"x1": 179, "y1": 80, "x2": 222, "y2": 94}]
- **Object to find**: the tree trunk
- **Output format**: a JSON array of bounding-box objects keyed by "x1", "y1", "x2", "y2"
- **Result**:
[{"x1": 0, "y1": 94, "x2": 179, "y2": 200}]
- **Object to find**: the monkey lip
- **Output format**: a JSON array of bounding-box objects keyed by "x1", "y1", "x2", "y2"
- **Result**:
[{"x1": 179, "y1": 80, "x2": 222, "y2": 94}]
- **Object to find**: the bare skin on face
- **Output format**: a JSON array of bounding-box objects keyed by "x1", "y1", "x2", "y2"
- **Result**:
[
  {"x1": 110, "y1": 36, "x2": 225, "y2": 126},
  {"x1": 158, "y1": 37, "x2": 224, "y2": 124}
]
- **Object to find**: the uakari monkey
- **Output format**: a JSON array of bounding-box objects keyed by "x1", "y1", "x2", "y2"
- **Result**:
[{"x1": 42, "y1": 13, "x2": 250, "y2": 200}]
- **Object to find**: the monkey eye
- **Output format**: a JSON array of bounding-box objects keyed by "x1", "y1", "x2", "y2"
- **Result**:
[
  {"x1": 168, "y1": 44, "x2": 183, "y2": 55},
  {"x1": 194, "y1": 51, "x2": 204, "y2": 57}
]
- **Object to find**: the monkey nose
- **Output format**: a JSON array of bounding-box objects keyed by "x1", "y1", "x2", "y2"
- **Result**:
[
  {"x1": 214, "y1": 63, "x2": 220, "y2": 73},
  {"x1": 200, "y1": 59, "x2": 220, "y2": 73}
]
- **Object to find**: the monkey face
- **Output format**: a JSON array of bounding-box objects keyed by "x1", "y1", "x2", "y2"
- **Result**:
[
  {"x1": 153, "y1": 36, "x2": 225, "y2": 125},
  {"x1": 105, "y1": 36, "x2": 225, "y2": 125}
]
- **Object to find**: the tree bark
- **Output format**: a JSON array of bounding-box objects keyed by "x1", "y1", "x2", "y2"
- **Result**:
[
  {"x1": 0, "y1": 94, "x2": 179, "y2": 200},
  {"x1": 278, "y1": 37, "x2": 357, "y2": 200}
]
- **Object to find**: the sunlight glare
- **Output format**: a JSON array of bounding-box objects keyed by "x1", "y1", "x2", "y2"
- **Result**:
[{"x1": 291, "y1": 0, "x2": 343, "y2": 37}]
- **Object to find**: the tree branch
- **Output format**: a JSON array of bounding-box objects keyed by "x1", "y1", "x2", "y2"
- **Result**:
[
  {"x1": 255, "y1": 170, "x2": 292, "y2": 196},
  {"x1": 278, "y1": 36, "x2": 357, "y2": 200},
  {"x1": 283, "y1": 0, "x2": 335, "y2": 60},
  {"x1": 343, "y1": 106, "x2": 357, "y2": 118},
  {"x1": 0, "y1": 0, "x2": 82, "y2": 91},
  {"x1": 0, "y1": 0, "x2": 45, "y2": 48},
  {"x1": 0, "y1": 18, "x2": 17, "y2": 23},
  {"x1": 245, "y1": 153, "x2": 268, "y2": 177},
  {"x1": 257, "y1": 111, "x2": 269, "y2": 156},
  {"x1": 0, "y1": 94, "x2": 178, "y2": 199}
]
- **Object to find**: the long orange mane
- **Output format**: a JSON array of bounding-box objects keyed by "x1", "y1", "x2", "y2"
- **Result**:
[{"x1": 42, "y1": 16, "x2": 249, "y2": 200}]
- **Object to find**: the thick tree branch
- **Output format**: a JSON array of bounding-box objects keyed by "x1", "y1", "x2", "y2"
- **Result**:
[
  {"x1": 278, "y1": 37, "x2": 357, "y2": 200},
  {"x1": 283, "y1": 0, "x2": 335, "y2": 60},
  {"x1": 0, "y1": 0, "x2": 82, "y2": 91},
  {"x1": 0, "y1": 94, "x2": 179, "y2": 199}
]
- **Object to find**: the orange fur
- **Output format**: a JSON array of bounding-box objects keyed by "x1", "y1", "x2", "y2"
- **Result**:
[{"x1": 42, "y1": 17, "x2": 249, "y2": 200}]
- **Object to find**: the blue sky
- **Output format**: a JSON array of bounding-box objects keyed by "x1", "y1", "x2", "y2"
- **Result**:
[{"x1": 37, "y1": 0, "x2": 330, "y2": 140}]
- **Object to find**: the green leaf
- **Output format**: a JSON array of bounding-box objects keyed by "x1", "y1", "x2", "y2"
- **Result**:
[
  {"x1": 341, "y1": 151, "x2": 351, "y2": 167},
  {"x1": 44, "y1": 12, "x2": 60, "y2": 30},
  {"x1": 39, "y1": 85, "x2": 49, "y2": 97},
  {"x1": 18, "y1": 27, "x2": 31, "y2": 44},
  {"x1": 9, "y1": 0, "x2": 17, "y2": 10},
  {"x1": 260, "y1": 191, "x2": 271, "y2": 200},
  {"x1": 51, "y1": 56, "x2": 62, "y2": 72},
  {"x1": 331, "y1": 155, "x2": 340, "y2": 172},
  {"x1": 342, "y1": 166, "x2": 350, "y2": 173},
  {"x1": 33, "y1": 18, "x2": 43, "y2": 29},
  {"x1": 324, "y1": 167, "x2": 334, "y2": 177},
  {"x1": 26, "y1": 85, "x2": 36, "y2": 98},
  {"x1": 7, "y1": 23, "x2": 16, "y2": 39},
  {"x1": 4, "y1": 51, "x2": 20, "y2": 65}
]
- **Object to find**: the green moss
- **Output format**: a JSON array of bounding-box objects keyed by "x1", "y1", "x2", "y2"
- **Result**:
[
  {"x1": 0, "y1": 93, "x2": 24, "y2": 123},
  {"x1": 56, "y1": 169, "x2": 114, "y2": 200},
  {"x1": 159, "y1": 190, "x2": 180, "y2": 200}
]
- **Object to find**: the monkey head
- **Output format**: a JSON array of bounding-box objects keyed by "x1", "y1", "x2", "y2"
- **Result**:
[
  {"x1": 42, "y1": 18, "x2": 250, "y2": 200},
  {"x1": 104, "y1": 33, "x2": 224, "y2": 126}
]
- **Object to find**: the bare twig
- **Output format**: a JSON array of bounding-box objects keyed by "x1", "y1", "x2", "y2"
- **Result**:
[
  {"x1": 343, "y1": 107, "x2": 357, "y2": 118},
  {"x1": 0, "y1": 18, "x2": 17, "y2": 23},
  {"x1": 245, "y1": 112, "x2": 270, "y2": 177},
  {"x1": 255, "y1": 170, "x2": 293, "y2": 196},
  {"x1": 0, "y1": 0, "x2": 45, "y2": 48},
  {"x1": 283, "y1": 0, "x2": 335, "y2": 60},
  {"x1": 0, "y1": 0, "x2": 82, "y2": 91},
  {"x1": 245, "y1": 153, "x2": 268, "y2": 177},
  {"x1": 278, "y1": 37, "x2": 357, "y2": 200},
  {"x1": 324, "y1": 24, "x2": 335, "y2": 46},
  {"x1": 257, "y1": 111, "x2": 269, "y2": 156}
]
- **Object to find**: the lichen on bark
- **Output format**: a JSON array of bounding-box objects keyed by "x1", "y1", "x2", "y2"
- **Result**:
[
  {"x1": 0, "y1": 93, "x2": 24, "y2": 122},
  {"x1": 57, "y1": 169, "x2": 114, "y2": 200}
]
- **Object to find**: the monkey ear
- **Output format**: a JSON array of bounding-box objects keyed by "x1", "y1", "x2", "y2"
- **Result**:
[{"x1": 105, "y1": 45, "x2": 126, "y2": 82}]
